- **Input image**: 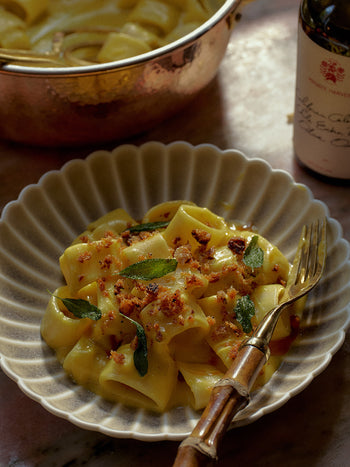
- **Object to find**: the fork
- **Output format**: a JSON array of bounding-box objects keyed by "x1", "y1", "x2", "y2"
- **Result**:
[{"x1": 172, "y1": 218, "x2": 327, "y2": 467}]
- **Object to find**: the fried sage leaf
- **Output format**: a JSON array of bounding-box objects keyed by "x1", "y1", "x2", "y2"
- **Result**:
[
  {"x1": 119, "y1": 258, "x2": 177, "y2": 280},
  {"x1": 50, "y1": 293, "x2": 102, "y2": 321},
  {"x1": 243, "y1": 235, "x2": 264, "y2": 269},
  {"x1": 234, "y1": 295, "x2": 256, "y2": 334},
  {"x1": 120, "y1": 312, "x2": 148, "y2": 377},
  {"x1": 126, "y1": 221, "x2": 170, "y2": 233}
]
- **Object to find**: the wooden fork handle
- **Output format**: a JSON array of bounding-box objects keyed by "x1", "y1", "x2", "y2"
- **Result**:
[
  {"x1": 173, "y1": 388, "x2": 247, "y2": 467},
  {"x1": 172, "y1": 445, "x2": 215, "y2": 467},
  {"x1": 173, "y1": 345, "x2": 266, "y2": 467}
]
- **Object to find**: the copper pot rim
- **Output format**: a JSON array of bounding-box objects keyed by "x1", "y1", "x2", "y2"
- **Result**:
[{"x1": 1, "y1": 0, "x2": 240, "y2": 77}]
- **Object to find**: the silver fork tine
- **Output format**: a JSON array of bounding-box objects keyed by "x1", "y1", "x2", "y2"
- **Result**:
[
  {"x1": 304, "y1": 218, "x2": 326, "y2": 289},
  {"x1": 309, "y1": 220, "x2": 318, "y2": 279},
  {"x1": 304, "y1": 221, "x2": 317, "y2": 283},
  {"x1": 316, "y1": 218, "x2": 327, "y2": 280},
  {"x1": 298, "y1": 223, "x2": 311, "y2": 284},
  {"x1": 289, "y1": 223, "x2": 309, "y2": 287},
  {"x1": 293, "y1": 218, "x2": 326, "y2": 293}
]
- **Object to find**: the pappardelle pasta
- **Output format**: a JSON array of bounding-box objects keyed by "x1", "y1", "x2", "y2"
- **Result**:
[
  {"x1": 41, "y1": 201, "x2": 303, "y2": 412},
  {"x1": 0, "y1": 0, "x2": 225, "y2": 65}
]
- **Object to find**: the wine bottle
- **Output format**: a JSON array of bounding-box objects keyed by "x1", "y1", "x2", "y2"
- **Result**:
[{"x1": 293, "y1": 0, "x2": 350, "y2": 180}]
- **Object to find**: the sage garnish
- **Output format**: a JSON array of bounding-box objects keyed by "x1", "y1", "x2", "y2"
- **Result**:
[
  {"x1": 243, "y1": 235, "x2": 264, "y2": 269},
  {"x1": 120, "y1": 312, "x2": 148, "y2": 377},
  {"x1": 49, "y1": 293, "x2": 102, "y2": 321},
  {"x1": 234, "y1": 295, "x2": 256, "y2": 334},
  {"x1": 126, "y1": 221, "x2": 170, "y2": 233},
  {"x1": 119, "y1": 258, "x2": 177, "y2": 280}
]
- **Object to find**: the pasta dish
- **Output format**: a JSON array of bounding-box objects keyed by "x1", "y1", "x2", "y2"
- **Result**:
[
  {"x1": 0, "y1": 0, "x2": 225, "y2": 65},
  {"x1": 41, "y1": 201, "x2": 303, "y2": 412}
]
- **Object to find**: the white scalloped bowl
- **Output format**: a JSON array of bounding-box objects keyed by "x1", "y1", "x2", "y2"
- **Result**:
[{"x1": 0, "y1": 142, "x2": 349, "y2": 441}]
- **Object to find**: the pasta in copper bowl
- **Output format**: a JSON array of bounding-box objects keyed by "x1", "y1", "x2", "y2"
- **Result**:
[
  {"x1": 2, "y1": 0, "x2": 230, "y2": 65},
  {"x1": 0, "y1": 0, "x2": 244, "y2": 145}
]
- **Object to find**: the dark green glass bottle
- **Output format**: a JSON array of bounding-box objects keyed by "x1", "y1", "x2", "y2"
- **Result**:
[
  {"x1": 301, "y1": 0, "x2": 350, "y2": 56},
  {"x1": 293, "y1": 0, "x2": 350, "y2": 180}
]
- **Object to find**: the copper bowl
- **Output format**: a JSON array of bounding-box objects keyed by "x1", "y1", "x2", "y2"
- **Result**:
[{"x1": 0, "y1": 0, "x2": 242, "y2": 146}]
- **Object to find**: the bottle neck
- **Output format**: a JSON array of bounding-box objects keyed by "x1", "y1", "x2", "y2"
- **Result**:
[{"x1": 300, "y1": 0, "x2": 350, "y2": 55}]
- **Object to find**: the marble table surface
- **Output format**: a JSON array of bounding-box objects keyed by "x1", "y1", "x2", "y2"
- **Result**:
[{"x1": 0, "y1": 1, "x2": 349, "y2": 466}]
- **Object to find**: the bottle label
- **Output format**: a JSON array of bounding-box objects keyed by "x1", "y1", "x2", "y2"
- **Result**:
[{"x1": 293, "y1": 23, "x2": 350, "y2": 179}]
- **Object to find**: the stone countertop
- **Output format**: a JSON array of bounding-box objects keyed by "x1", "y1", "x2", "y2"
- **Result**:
[{"x1": 0, "y1": 1, "x2": 349, "y2": 466}]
